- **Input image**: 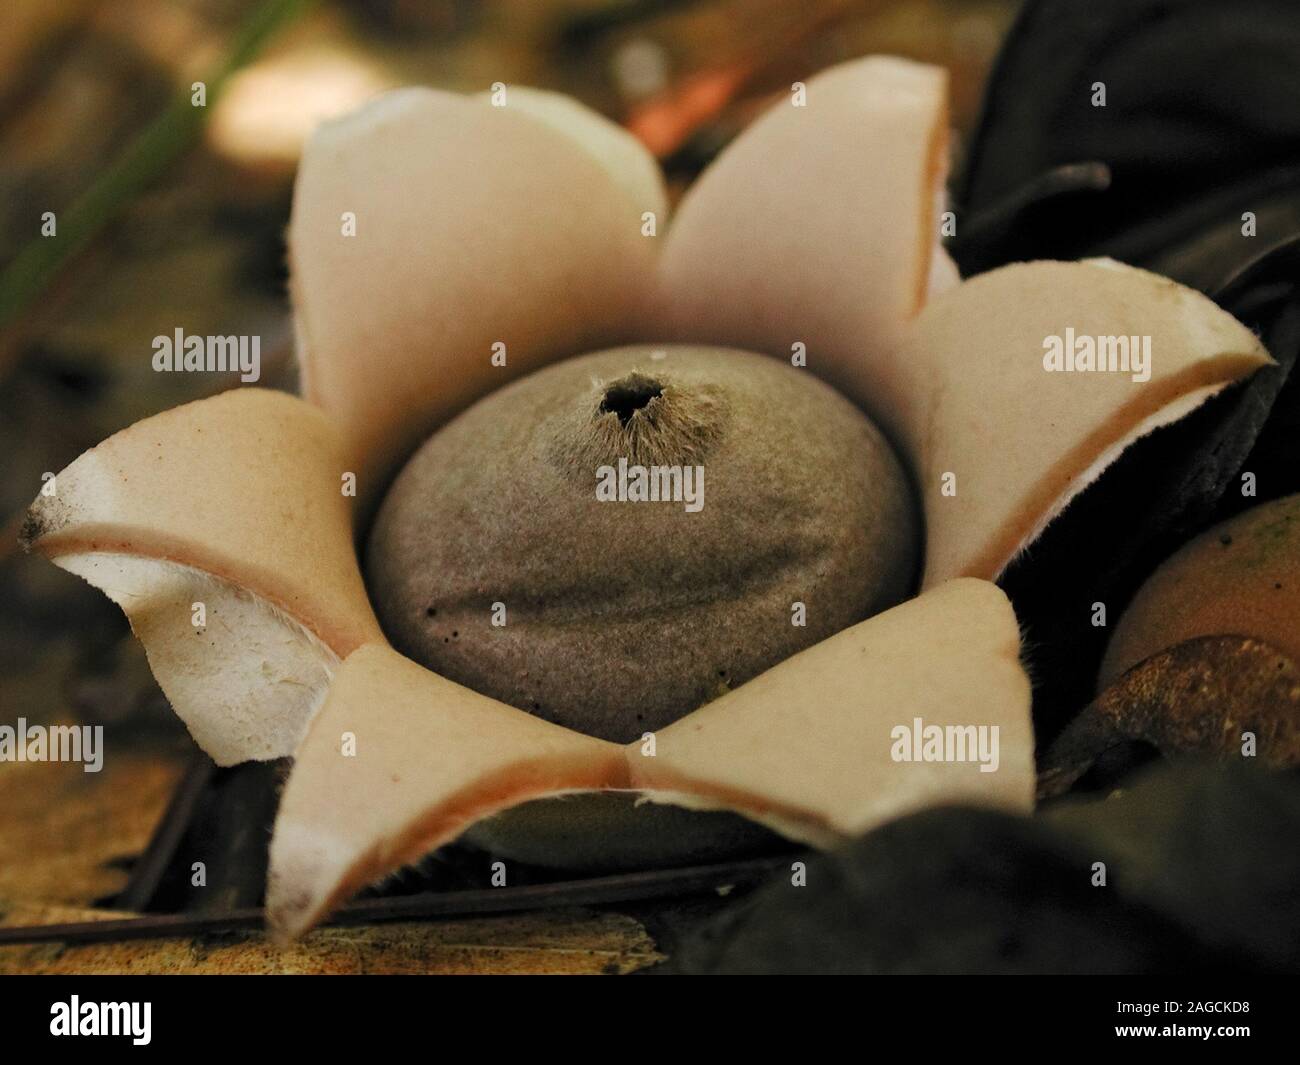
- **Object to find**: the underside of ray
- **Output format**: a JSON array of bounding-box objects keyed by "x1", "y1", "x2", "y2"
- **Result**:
[
  {"x1": 653, "y1": 55, "x2": 951, "y2": 420},
  {"x1": 56, "y1": 553, "x2": 338, "y2": 765},
  {"x1": 904, "y1": 259, "x2": 1273, "y2": 587},
  {"x1": 21, "y1": 388, "x2": 380, "y2": 764},
  {"x1": 267, "y1": 579, "x2": 1032, "y2": 937},
  {"x1": 290, "y1": 86, "x2": 666, "y2": 499}
]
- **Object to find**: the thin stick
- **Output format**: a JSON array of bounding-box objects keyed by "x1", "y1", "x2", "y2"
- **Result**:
[
  {"x1": 0, "y1": 0, "x2": 315, "y2": 330},
  {"x1": 0, "y1": 855, "x2": 791, "y2": 947},
  {"x1": 113, "y1": 753, "x2": 215, "y2": 913}
]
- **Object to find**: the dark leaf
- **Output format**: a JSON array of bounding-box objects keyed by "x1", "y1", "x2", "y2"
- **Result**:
[
  {"x1": 953, "y1": 0, "x2": 1300, "y2": 284},
  {"x1": 661, "y1": 764, "x2": 1300, "y2": 974},
  {"x1": 1046, "y1": 763, "x2": 1300, "y2": 970}
]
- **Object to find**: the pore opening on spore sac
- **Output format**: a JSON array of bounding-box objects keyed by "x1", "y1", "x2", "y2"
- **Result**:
[{"x1": 599, "y1": 373, "x2": 664, "y2": 426}]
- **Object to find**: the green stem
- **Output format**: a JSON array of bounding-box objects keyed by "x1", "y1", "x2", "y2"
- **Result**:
[{"x1": 0, "y1": 0, "x2": 315, "y2": 331}]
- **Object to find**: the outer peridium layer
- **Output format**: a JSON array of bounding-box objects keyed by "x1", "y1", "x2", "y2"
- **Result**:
[
  {"x1": 653, "y1": 56, "x2": 953, "y2": 414},
  {"x1": 289, "y1": 86, "x2": 666, "y2": 498},
  {"x1": 266, "y1": 644, "x2": 630, "y2": 938},
  {"x1": 627, "y1": 578, "x2": 1033, "y2": 843},
  {"x1": 899, "y1": 259, "x2": 1273, "y2": 587},
  {"x1": 21, "y1": 388, "x2": 382, "y2": 764},
  {"x1": 267, "y1": 579, "x2": 1033, "y2": 937}
]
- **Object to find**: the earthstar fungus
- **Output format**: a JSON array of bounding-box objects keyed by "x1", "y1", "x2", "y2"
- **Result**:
[{"x1": 22, "y1": 56, "x2": 1272, "y2": 937}]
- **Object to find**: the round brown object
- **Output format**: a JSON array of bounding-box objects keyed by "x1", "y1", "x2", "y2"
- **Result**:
[
  {"x1": 365, "y1": 344, "x2": 919, "y2": 743},
  {"x1": 1100, "y1": 493, "x2": 1300, "y2": 689}
]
